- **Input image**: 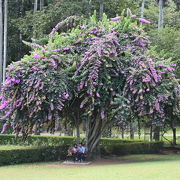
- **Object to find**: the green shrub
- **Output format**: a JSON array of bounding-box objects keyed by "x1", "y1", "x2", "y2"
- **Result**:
[
  {"x1": 0, "y1": 135, "x2": 163, "y2": 165},
  {"x1": 100, "y1": 141, "x2": 164, "y2": 156},
  {"x1": 0, "y1": 145, "x2": 68, "y2": 166},
  {"x1": 0, "y1": 134, "x2": 75, "y2": 146}
]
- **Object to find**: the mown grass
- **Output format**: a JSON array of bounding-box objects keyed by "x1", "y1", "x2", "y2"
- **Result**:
[{"x1": 0, "y1": 154, "x2": 180, "y2": 180}]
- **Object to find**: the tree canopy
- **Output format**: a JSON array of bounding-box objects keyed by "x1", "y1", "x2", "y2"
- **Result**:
[{"x1": 0, "y1": 10, "x2": 179, "y2": 154}]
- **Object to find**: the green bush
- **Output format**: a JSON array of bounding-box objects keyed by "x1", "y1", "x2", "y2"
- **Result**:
[
  {"x1": 0, "y1": 145, "x2": 68, "y2": 166},
  {"x1": 0, "y1": 134, "x2": 75, "y2": 146},
  {"x1": 0, "y1": 135, "x2": 163, "y2": 165},
  {"x1": 100, "y1": 141, "x2": 164, "y2": 156}
]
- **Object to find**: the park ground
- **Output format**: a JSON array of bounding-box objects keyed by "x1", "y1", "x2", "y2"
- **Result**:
[{"x1": 0, "y1": 154, "x2": 180, "y2": 180}]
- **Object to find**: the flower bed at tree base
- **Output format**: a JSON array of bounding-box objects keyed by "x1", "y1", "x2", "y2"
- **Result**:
[
  {"x1": 0, "y1": 145, "x2": 68, "y2": 166},
  {"x1": 100, "y1": 141, "x2": 164, "y2": 156}
]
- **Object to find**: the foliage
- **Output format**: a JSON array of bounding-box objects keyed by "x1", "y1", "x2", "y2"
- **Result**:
[
  {"x1": 100, "y1": 141, "x2": 163, "y2": 155},
  {"x1": 149, "y1": 27, "x2": 180, "y2": 77},
  {"x1": 0, "y1": 11, "x2": 179, "y2": 152},
  {"x1": 0, "y1": 145, "x2": 68, "y2": 165},
  {"x1": 0, "y1": 134, "x2": 76, "y2": 146},
  {"x1": 0, "y1": 138, "x2": 163, "y2": 165}
]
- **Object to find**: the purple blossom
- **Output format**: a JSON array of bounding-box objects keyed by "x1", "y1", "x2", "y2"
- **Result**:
[
  {"x1": 131, "y1": 15, "x2": 136, "y2": 18},
  {"x1": 15, "y1": 79, "x2": 20, "y2": 84},
  {"x1": 50, "y1": 59, "x2": 57, "y2": 68},
  {"x1": 138, "y1": 18, "x2": 151, "y2": 24},
  {"x1": 167, "y1": 67, "x2": 175, "y2": 72},
  {"x1": 80, "y1": 103, "x2": 84, "y2": 109},
  {"x1": 31, "y1": 43, "x2": 43, "y2": 49},
  {"x1": 31, "y1": 66, "x2": 38, "y2": 71},
  {"x1": 87, "y1": 89, "x2": 93, "y2": 96},
  {"x1": 1, "y1": 122, "x2": 10, "y2": 134},
  {"x1": 50, "y1": 103, "x2": 54, "y2": 111},
  {"x1": 52, "y1": 49, "x2": 61, "y2": 52},
  {"x1": 63, "y1": 93, "x2": 69, "y2": 99},
  {"x1": 8, "y1": 65, "x2": 14, "y2": 71},
  {"x1": 80, "y1": 25, "x2": 87, "y2": 29},
  {"x1": 33, "y1": 54, "x2": 41, "y2": 59},
  {"x1": 143, "y1": 74, "x2": 151, "y2": 82},
  {"x1": 101, "y1": 110, "x2": 105, "y2": 119},
  {"x1": 126, "y1": 9, "x2": 132, "y2": 15},
  {"x1": 97, "y1": 47, "x2": 102, "y2": 57},
  {"x1": 63, "y1": 47, "x2": 70, "y2": 51},
  {"x1": 48, "y1": 113, "x2": 52, "y2": 120},
  {"x1": 96, "y1": 93, "x2": 100, "y2": 98},
  {"x1": 0, "y1": 100, "x2": 8, "y2": 110},
  {"x1": 111, "y1": 16, "x2": 121, "y2": 21}
]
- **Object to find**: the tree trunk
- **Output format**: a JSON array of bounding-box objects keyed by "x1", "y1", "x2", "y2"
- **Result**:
[
  {"x1": 140, "y1": 0, "x2": 145, "y2": 25},
  {"x1": 172, "y1": 127, "x2": 176, "y2": 145},
  {"x1": 153, "y1": 126, "x2": 160, "y2": 141},
  {"x1": 158, "y1": 0, "x2": 164, "y2": 30},
  {"x1": 138, "y1": 119, "x2": 141, "y2": 139},
  {"x1": 150, "y1": 125, "x2": 153, "y2": 141},
  {"x1": 75, "y1": 115, "x2": 80, "y2": 144},
  {"x1": 40, "y1": 0, "x2": 44, "y2": 10},
  {"x1": 0, "y1": 0, "x2": 3, "y2": 89},
  {"x1": 88, "y1": 0, "x2": 92, "y2": 16},
  {"x1": 130, "y1": 121, "x2": 134, "y2": 140},
  {"x1": 3, "y1": 0, "x2": 7, "y2": 83},
  {"x1": 34, "y1": 0, "x2": 38, "y2": 13},
  {"x1": 99, "y1": 3, "x2": 104, "y2": 20},
  {"x1": 86, "y1": 115, "x2": 103, "y2": 159},
  {"x1": 121, "y1": 127, "x2": 124, "y2": 139}
]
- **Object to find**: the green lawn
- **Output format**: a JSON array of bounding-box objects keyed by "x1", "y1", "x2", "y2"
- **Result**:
[{"x1": 0, "y1": 154, "x2": 180, "y2": 180}]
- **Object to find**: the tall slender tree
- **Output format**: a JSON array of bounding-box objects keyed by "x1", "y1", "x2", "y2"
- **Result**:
[
  {"x1": 40, "y1": 0, "x2": 44, "y2": 10},
  {"x1": 140, "y1": 0, "x2": 146, "y2": 25},
  {"x1": 3, "y1": 0, "x2": 7, "y2": 83},
  {"x1": 158, "y1": 0, "x2": 164, "y2": 30},
  {"x1": 34, "y1": 0, "x2": 38, "y2": 13},
  {"x1": 0, "y1": 0, "x2": 3, "y2": 89},
  {"x1": 99, "y1": 0, "x2": 104, "y2": 20}
]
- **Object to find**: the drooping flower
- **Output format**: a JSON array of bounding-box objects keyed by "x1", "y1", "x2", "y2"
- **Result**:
[
  {"x1": 111, "y1": 16, "x2": 121, "y2": 21},
  {"x1": 131, "y1": 15, "x2": 136, "y2": 18},
  {"x1": 63, "y1": 93, "x2": 69, "y2": 99},
  {"x1": 52, "y1": 49, "x2": 61, "y2": 52},
  {"x1": 96, "y1": 93, "x2": 100, "y2": 98},
  {"x1": 97, "y1": 47, "x2": 102, "y2": 57},
  {"x1": 33, "y1": 54, "x2": 41, "y2": 59},
  {"x1": 80, "y1": 25, "x2": 87, "y2": 29},
  {"x1": 138, "y1": 18, "x2": 151, "y2": 24},
  {"x1": 50, "y1": 103, "x2": 54, "y2": 111},
  {"x1": 101, "y1": 110, "x2": 105, "y2": 119},
  {"x1": 126, "y1": 9, "x2": 132, "y2": 16},
  {"x1": 63, "y1": 47, "x2": 70, "y2": 51}
]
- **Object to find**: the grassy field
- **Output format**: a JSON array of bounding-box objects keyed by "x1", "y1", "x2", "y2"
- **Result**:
[{"x1": 0, "y1": 154, "x2": 180, "y2": 180}]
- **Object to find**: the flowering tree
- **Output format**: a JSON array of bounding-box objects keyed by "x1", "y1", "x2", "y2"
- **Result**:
[{"x1": 0, "y1": 11, "x2": 179, "y2": 156}]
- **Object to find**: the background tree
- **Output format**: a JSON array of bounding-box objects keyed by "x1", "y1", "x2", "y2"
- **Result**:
[{"x1": 0, "y1": 0, "x2": 3, "y2": 89}]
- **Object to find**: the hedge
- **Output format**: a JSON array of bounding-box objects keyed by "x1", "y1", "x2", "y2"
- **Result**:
[
  {"x1": 0, "y1": 135, "x2": 163, "y2": 165},
  {"x1": 0, "y1": 134, "x2": 149, "y2": 146},
  {"x1": 100, "y1": 141, "x2": 164, "y2": 155},
  {"x1": 0, "y1": 134, "x2": 76, "y2": 146},
  {"x1": 0, "y1": 145, "x2": 68, "y2": 166}
]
